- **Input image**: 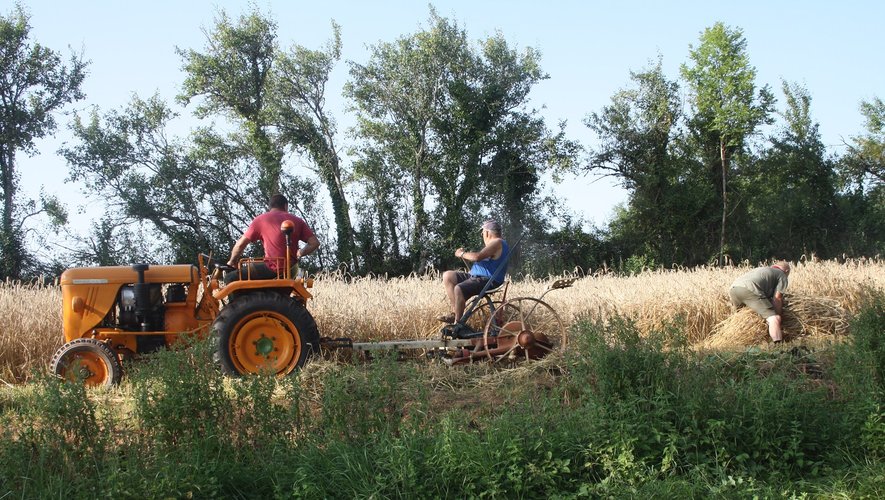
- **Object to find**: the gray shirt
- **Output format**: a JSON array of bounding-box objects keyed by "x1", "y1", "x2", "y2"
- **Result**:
[{"x1": 731, "y1": 266, "x2": 789, "y2": 299}]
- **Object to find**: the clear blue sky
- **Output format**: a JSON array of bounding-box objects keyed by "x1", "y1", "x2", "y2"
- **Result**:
[{"x1": 14, "y1": 0, "x2": 885, "y2": 245}]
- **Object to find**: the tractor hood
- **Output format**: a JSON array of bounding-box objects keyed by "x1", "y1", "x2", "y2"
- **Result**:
[{"x1": 61, "y1": 265, "x2": 198, "y2": 286}]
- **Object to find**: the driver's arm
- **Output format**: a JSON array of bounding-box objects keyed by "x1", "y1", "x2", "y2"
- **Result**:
[
  {"x1": 297, "y1": 235, "x2": 320, "y2": 259},
  {"x1": 227, "y1": 235, "x2": 252, "y2": 267}
]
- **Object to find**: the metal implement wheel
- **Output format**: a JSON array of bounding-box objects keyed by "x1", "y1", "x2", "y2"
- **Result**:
[
  {"x1": 212, "y1": 292, "x2": 320, "y2": 376},
  {"x1": 482, "y1": 297, "x2": 565, "y2": 364},
  {"x1": 50, "y1": 338, "x2": 123, "y2": 388}
]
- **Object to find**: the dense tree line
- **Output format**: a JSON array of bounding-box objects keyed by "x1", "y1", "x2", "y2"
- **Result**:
[
  {"x1": 587, "y1": 24, "x2": 882, "y2": 268},
  {"x1": 0, "y1": 5, "x2": 881, "y2": 279}
]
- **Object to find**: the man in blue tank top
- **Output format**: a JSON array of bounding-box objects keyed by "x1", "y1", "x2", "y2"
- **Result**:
[{"x1": 438, "y1": 219, "x2": 510, "y2": 324}]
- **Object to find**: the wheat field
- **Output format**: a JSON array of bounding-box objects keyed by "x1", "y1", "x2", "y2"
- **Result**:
[{"x1": 1, "y1": 258, "x2": 883, "y2": 384}]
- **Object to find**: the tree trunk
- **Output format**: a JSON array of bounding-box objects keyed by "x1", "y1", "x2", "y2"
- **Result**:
[
  {"x1": 411, "y1": 143, "x2": 429, "y2": 273},
  {"x1": 411, "y1": 183, "x2": 428, "y2": 273},
  {"x1": 251, "y1": 124, "x2": 283, "y2": 197},
  {"x1": 719, "y1": 137, "x2": 728, "y2": 266},
  {"x1": 0, "y1": 147, "x2": 21, "y2": 279},
  {"x1": 320, "y1": 154, "x2": 356, "y2": 270}
]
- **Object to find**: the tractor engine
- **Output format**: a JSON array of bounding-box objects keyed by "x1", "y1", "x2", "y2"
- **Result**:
[
  {"x1": 115, "y1": 264, "x2": 167, "y2": 353},
  {"x1": 116, "y1": 284, "x2": 164, "y2": 331}
]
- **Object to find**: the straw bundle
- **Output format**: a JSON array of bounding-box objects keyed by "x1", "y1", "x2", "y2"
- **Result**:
[{"x1": 701, "y1": 294, "x2": 850, "y2": 350}]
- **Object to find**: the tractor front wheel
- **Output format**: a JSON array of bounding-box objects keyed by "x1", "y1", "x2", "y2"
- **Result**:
[
  {"x1": 50, "y1": 338, "x2": 123, "y2": 388},
  {"x1": 212, "y1": 292, "x2": 320, "y2": 376}
]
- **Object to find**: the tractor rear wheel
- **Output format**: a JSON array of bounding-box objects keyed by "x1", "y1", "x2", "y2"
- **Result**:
[
  {"x1": 50, "y1": 338, "x2": 123, "y2": 388},
  {"x1": 212, "y1": 292, "x2": 320, "y2": 376}
]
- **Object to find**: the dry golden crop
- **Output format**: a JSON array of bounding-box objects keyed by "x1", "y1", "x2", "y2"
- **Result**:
[
  {"x1": 1, "y1": 258, "x2": 882, "y2": 384},
  {"x1": 0, "y1": 280, "x2": 63, "y2": 385}
]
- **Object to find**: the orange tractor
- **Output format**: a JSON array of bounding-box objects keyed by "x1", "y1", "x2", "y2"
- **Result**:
[{"x1": 51, "y1": 243, "x2": 320, "y2": 387}]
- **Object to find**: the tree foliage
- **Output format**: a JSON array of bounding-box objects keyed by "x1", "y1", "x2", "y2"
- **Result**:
[
  {"x1": 61, "y1": 93, "x2": 332, "y2": 267},
  {"x1": 177, "y1": 7, "x2": 282, "y2": 197},
  {"x1": 62, "y1": 95, "x2": 245, "y2": 263},
  {"x1": 346, "y1": 10, "x2": 574, "y2": 273},
  {"x1": 0, "y1": 3, "x2": 86, "y2": 279},
  {"x1": 62, "y1": 8, "x2": 343, "y2": 268},
  {"x1": 5, "y1": 8, "x2": 881, "y2": 276},
  {"x1": 680, "y1": 22, "x2": 775, "y2": 265},
  {"x1": 584, "y1": 27, "x2": 878, "y2": 268},
  {"x1": 843, "y1": 97, "x2": 885, "y2": 188},
  {"x1": 740, "y1": 81, "x2": 840, "y2": 260},
  {"x1": 585, "y1": 59, "x2": 710, "y2": 265}
]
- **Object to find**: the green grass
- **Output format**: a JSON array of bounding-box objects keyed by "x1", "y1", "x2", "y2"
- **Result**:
[{"x1": 1, "y1": 294, "x2": 884, "y2": 498}]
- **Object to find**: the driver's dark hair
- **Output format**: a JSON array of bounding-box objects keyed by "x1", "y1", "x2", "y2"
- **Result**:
[{"x1": 269, "y1": 194, "x2": 288, "y2": 209}]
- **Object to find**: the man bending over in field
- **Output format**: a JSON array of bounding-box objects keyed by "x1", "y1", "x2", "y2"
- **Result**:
[
  {"x1": 728, "y1": 261, "x2": 791, "y2": 343},
  {"x1": 438, "y1": 219, "x2": 509, "y2": 324}
]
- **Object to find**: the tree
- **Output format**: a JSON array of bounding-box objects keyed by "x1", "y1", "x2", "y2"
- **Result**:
[
  {"x1": 843, "y1": 96, "x2": 885, "y2": 187},
  {"x1": 272, "y1": 23, "x2": 357, "y2": 270},
  {"x1": 0, "y1": 4, "x2": 86, "y2": 278},
  {"x1": 62, "y1": 95, "x2": 241, "y2": 263},
  {"x1": 176, "y1": 7, "x2": 283, "y2": 197},
  {"x1": 351, "y1": 149, "x2": 411, "y2": 275},
  {"x1": 741, "y1": 81, "x2": 840, "y2": 260},
  {"x1": 585, "y1": 59, "x2": 709, "y2": 265},
  {"x1": 425, "y1": 29, "x2": 551, "y2": 270},
  {"x1": 62, "y1": 93, "x2": 333, "y2": 267},
  {"x1": 174, "y1": 7, "x2": 347, "y2": 269},
  {"x1": 681, "y1": 22, "x2": 774, "y2": 265},
  {"x1": 346, "y1": 10, "x2": 460, "y2": 271},
  {"x1": 346, "y1": 10, "x2": 569, "y2": 272},
  {"x1": 835, "y1": 96, "x2": 885, "y2": 256}
]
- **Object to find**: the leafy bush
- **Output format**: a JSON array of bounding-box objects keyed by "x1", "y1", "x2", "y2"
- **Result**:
[
  {"x1": 128, "y1": 335, "x2": 228, "y2": 447},
  {"x1": 833, "y1": 291, "x2": 885, "y2": 461}
]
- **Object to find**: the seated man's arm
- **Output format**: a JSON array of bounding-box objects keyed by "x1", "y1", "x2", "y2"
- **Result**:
[
  {"x1": 462, "y1": 239, "x2": 502, "y2": 262},
  {"x1": 227, "y1": 235, "x2": 252, "y2": 267},
  {"x1": 297, "y1": 235, "x2": 320, "y2": 259}
]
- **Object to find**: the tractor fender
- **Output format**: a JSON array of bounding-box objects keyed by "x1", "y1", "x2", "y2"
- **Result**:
[{"x1": 213, "y1": 278, "x2": 313, "y2": 302}]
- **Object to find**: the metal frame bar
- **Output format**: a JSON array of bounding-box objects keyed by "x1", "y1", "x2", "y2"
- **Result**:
[{"x1": 349, "y1": 338, "x2": 474, "y2": 351}]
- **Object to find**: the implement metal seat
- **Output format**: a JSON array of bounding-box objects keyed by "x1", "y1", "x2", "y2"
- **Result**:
[
  {"x1": 462, "y1": 277, "x2": 510, "y2": 318},
  {"x1": 475, "y1": 278, "x2": 508, "y2": 298}
]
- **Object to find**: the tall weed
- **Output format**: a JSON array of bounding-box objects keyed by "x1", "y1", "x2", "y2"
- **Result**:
[
  {"x1": 128, "y1": 335, "x2": 227, "y2": 448},
  {"x1": 318, "y1": 351, "x2": 427, "y2": 441},
  {"x1": 833, "y1": 290, "x2": 885, "y2": 460},
  {"x1": 0, "y1": 375, "x2": 109, "y2": 497}
]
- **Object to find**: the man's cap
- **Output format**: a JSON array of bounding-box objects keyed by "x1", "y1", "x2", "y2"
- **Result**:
[{"x1": 481, "y1": 219, "x2": 501, "y2": 234}]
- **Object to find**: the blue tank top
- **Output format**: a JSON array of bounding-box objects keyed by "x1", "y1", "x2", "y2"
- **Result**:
[{"x1": 470, "y1": 239, "x2": 509, "y2": 284}]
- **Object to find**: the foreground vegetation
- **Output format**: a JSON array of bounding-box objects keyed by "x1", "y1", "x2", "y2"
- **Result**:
[{"x1": 1, "y1": 293, "x2": 883, "y2": 498}]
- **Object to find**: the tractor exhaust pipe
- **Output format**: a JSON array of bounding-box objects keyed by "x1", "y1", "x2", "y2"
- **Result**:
[{"x1": 131, "y1": 263, "x2": 151, "y2": 331}]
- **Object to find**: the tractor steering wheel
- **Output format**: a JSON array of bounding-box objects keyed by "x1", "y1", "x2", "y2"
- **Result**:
[{"x1": 215, "y1": 263, "x2": 236, "y2": 273}]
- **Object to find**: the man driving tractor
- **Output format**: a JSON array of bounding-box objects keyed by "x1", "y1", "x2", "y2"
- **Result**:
[
  {"x1": 438, "y1": 219, "x2": 510, "y2": 324},
  {"x1": 226, "y1": 194, "x2": 320, "y2": 280}
]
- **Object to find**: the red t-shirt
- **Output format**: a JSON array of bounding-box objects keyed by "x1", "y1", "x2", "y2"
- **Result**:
[{"x1": 244, "y1": 210, "x2": 315, "y2": 270}]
